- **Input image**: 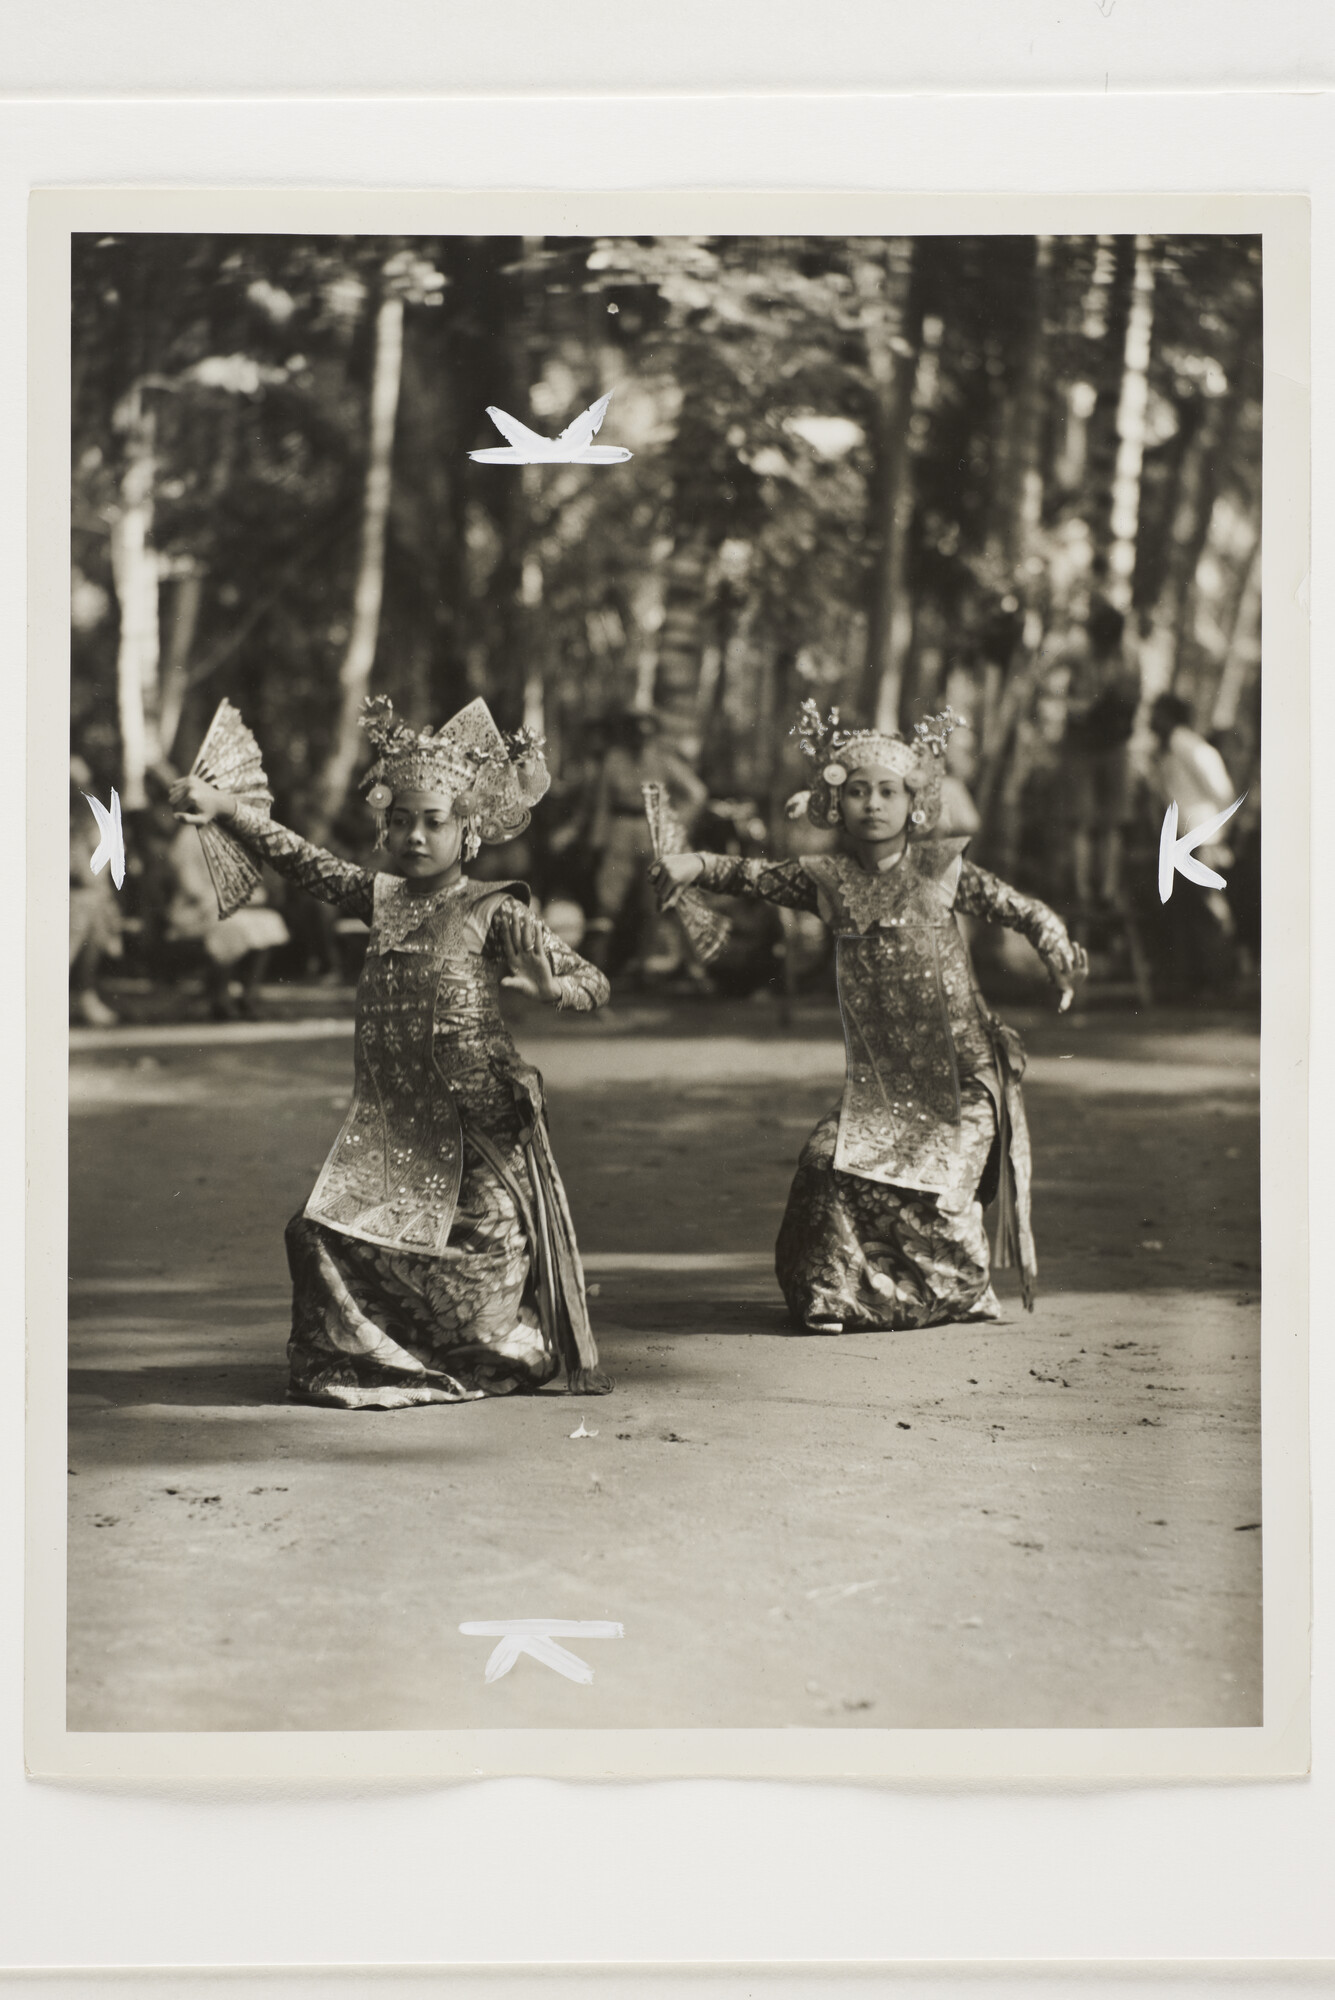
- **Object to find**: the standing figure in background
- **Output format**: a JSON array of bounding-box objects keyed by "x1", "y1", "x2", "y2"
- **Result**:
[
  {"x1": 69, "y1": 757, "x2": 122, "y2": 1027},
  {"x1": 1059, "y1": 599, "x2": 1142, "y2": 908},
  {"x1": 163, "y1": 820, "x2": 291, "y2": 1021},
  {"x1": 936, "y1": 722, "x2": 982, "y2": 840},
  {"x1": 169, "y1": 695, "x2": 611, "y2": 1411},
  {"x1": 1149, "y1": 693, "x2": 1240, "y2": 998},
  {"x1": 586, "y1": 710, "x2": 707, "y2": 975},
  {"x1": 653, "y1": 704, "x2": 1086, "y2": 1336}
]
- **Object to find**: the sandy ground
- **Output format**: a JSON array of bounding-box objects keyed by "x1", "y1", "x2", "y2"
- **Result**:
[{"x1": 67, "y1": 996, "x2": 1261, "y2": 1732}]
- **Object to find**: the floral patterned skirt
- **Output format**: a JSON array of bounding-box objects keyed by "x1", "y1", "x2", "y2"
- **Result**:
[
  {"x1": 285, "y1": 1133, "x2": 560, "y2": 1410},
  {"x1": 774, "y1": 1081, "x2": 1002, "y2": 1333}
]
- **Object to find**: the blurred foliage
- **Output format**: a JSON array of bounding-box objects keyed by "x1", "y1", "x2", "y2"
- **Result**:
[{"x1": 71, "y1": 230, "x2": 1262, "y2": 859}]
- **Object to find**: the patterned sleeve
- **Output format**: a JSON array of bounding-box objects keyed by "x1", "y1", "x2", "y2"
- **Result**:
[
  {"x1": 483, "y1": 897, "x2": 611, "y2": 1013},
  {"x1": 225, "y1": 804, "x2": 376, "y2": 923},
  {"x1": 693, "y1": 853, "x2": 822, "y2": 913},
  {"x1": 955, "y1": 859, "x2": 1080, "y2": 983}
]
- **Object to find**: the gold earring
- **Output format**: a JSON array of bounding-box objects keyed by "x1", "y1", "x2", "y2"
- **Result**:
[{"x1": 910, "y1": 809, "x2": 926, "y2": 826}]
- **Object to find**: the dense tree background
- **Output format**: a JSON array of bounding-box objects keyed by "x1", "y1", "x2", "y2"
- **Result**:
[{"x1": 70, "y1": 230, "x2": 1262, "y2": 883}]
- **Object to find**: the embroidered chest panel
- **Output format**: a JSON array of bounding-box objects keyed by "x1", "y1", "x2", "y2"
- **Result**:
[
  {"x1": 806, "y1": 846, "x2": 961, "y2": 933},
  {"x1": 304, "y1": 882, "x2": 515, "y2": 1257},
  {"x1": 815, "y1": 846, "x2": 992, "y2": 1193}
]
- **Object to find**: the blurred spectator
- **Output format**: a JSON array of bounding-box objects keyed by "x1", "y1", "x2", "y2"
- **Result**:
[
  {"x1": 586, "y1": 710, "x2": 707, "y2": 975},
  {"x1": 1151, "y1": 694, "x2": 1239, "y2": 869},
  {"x1": 1149, "y1": 692, "x2": 1240, "y2": 998},
  {"x1": 543, "y1": 716, "x2": 610, "y2": 912},
  {"x1": 937, "y1": 724, "x2": 982, "y2": 839},
  {"x1": 281, "y1": 800, "x2": 373, "y2": 985},
  {"x1": 163, "y1": 821, "x2": 291, "y2": 1021},
  {"x1": 690, "y1": 799, "x2": 785, "y2": 998},
  {"x1": 540, "y1": 898, "x2": 588, "y2": 954},
  {"x1": 1226, "y1": 786, "x2": 1262, "y2": 977},
  {"x1": 1058, "y1": 599, "x2": 1142, "y2": 907},
  {"x1": 69, "y1": 757, "x2": 122, "y2": 1026}
]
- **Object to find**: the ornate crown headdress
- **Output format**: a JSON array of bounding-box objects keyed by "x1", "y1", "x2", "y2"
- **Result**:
[
  {"x1": 359, "y1": 695, "x2": 550, "y2": 848},
  {"x1": 786, "y1": 699, "x2": 961, "y2": 832}
]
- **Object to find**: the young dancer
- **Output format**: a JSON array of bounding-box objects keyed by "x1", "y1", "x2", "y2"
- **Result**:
[
  {"x1": 170, "y1": 696, "x2": 611, "y2": 1408},
  {"x1": 652, "y1": 703, "x2": 1087, "y2": 1334}
]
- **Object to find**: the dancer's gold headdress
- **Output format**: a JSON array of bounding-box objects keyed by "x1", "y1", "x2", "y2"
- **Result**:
[
  {"x1": 785, "y1": 699, "x2": 961, "y2": 833},
  {"x1": 359, "y1": 695, "x2": 549, "y2": 845}
]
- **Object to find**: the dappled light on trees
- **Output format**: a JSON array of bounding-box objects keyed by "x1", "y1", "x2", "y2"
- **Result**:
[{"x1": 71, "y1": 229, "x2": 1262, "y2": 893}]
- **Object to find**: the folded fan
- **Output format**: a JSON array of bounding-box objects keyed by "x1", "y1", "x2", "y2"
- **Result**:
[
  {"x1": 189, "y1": 700, "x2": 274, "y2": 918},
  {"x1": 642, "y1": 781, "x2": 731, "y2": 965}
]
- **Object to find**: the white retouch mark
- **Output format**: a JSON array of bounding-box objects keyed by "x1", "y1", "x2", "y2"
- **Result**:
[
  {"x1": 468, "y1": 391, "x2": 632, "y2": 467},
  {"x1": 83, "y1": 789, "x2": 126, "y2": 889},
  {"x1": 460, "y1": 1618, "x2": 624, "y2": 1685},
  {"x1": 1158, "y1": 794, "x2": 1245, "y2": 904}
]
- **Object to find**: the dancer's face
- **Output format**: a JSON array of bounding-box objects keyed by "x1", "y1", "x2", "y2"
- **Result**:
[
  {"x1": 383, "y1": 789, "x2": 464, "y2": 885},
  {"x1": 840, "y1": 764, "x2": 912, "y2": 843}
]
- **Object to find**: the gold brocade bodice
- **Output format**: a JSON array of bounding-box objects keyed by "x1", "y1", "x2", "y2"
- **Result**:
[
  {"x1": 305, "y1": 877, "x2": 532, "y2": 1256},
  {"x1": 804, "y1": 846, "x2": 998, "y2": 1194}
]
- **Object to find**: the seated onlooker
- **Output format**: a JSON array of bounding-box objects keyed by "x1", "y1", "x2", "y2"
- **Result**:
[
  {"x1": 163, "y1": 821, "x2": 290, "y2": 1021},
  {"x1": 69, "y1": 757, "x2": 122, "y2": 1026}
]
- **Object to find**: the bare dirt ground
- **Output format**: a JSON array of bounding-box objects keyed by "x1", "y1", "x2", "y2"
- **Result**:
[{"x1": 67, "y1": 995, "x2": 1260, "y2": 1732}]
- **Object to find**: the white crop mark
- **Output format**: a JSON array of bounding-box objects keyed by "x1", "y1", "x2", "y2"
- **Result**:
[
  {"x1": 1157, "y1": 795, "x2": 1245, "y2": 904},
  {"x1": 468, "y1": 391, "x2": 632, "y2": 466},
  {"x1": 83, "y1": 789, "x2": 126, "y2": 889},
  {"x1": 460, "y1": 1618, "x2": 624, "y2": 1685}
]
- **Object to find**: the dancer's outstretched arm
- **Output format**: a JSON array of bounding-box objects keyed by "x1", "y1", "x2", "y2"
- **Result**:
[
  {"x1": 168, "y1": 777, "x2": 376, "y2": 923},
  {"x1": 651, "y1": 851, "x2": 821, "y2": 913},
  {"x1": 955, "y1": 859, "x2": 1087, "y2": 1010},
  {"x1": 484, "y1": 897, "x2": 611, "y2": 1013}
]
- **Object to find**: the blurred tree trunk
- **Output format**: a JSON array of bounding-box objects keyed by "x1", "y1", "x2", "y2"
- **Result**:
[
  {"x1": 973, "y1": 240, "x2": 1053, "y2": 875},
  {"x1": 433, "y1": 239, "x2": 486, "y2": 715},
  {"x1": 858, "y1": 240, "x2": 921, "y2": 730},
  {"x1": 652, "y1": 340, "x2": 727, "y2": 747},
  {"x1": 653, "y1": 522, "x2": 715, "y2": 738},
  {"x1": 1209, "y1": 531, "x2": 1261, "y2": 734},
  {"x1": 1106, "y1": 236, "x2": 1157, "y2": 611},
  {"x1": 1083, "y1": 235, "x2": 1136, "y2": 585},
  {"x1": 988, "y1": 237, "x2": 1051, "y2": 579},
  {"x1": 1139, "y1": 341, "x2": 1253, "y2": 705},
  {"x1": 108, "y1": 384, "x2": 161, "y2": 811},
  {"x1": 310, "y1": 281, "x2": 404, "y2": 842},
  {"x1": 398, "y1": 281, "x2": 466, "y2": 722},
  {"x1": 519, "y1": 547, "x2": 548, "y2": 741},
  {"x1": 439, "y1": 236, "x2": 522, "y2": 722},
  {"x1": 156, "y1": 563, "x2": 204, "y2": 768},
  {"x1": 492, "y1": 237, "x2": 549, "y2": 733}
]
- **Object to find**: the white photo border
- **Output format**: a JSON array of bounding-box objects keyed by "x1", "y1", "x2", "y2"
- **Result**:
[{"x1": 27, "y1": 186, "x2": 1311, "y2": 1786}]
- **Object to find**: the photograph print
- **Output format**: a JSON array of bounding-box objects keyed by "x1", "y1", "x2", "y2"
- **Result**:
[{"x1": 54, "y1": 215, "x2": 1280, "y2": 1759}]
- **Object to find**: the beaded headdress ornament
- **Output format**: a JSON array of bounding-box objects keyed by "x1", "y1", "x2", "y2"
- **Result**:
[
  {"x1": 786, "y1": 699, "x2": 961, "y2": 833},
  {"x1": 359, "y1": 695, "x2": 550, "y2": 855}
]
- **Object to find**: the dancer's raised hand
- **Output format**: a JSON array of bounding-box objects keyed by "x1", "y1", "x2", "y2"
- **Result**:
[
  {"x1": 168, "y1": 776, "x2": 235, "y2": 825},
  {"x1": 1053, "y1": 939, "x2": 1090, "y2": 1014},
  {"x1": 500, "y1": 905, "x2": 562, "y2": 1002},
  {"x1": 649, "y1": 852, "x2": 705, "y2": 910}
]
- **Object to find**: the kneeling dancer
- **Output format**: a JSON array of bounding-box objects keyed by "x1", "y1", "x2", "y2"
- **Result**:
[
  {"x1": 171, "y1": 696, "x2": 611, "y2": 1407},
  {"x1": 652, "y1": 704, "x2": 1086, "y2": 1334}
]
